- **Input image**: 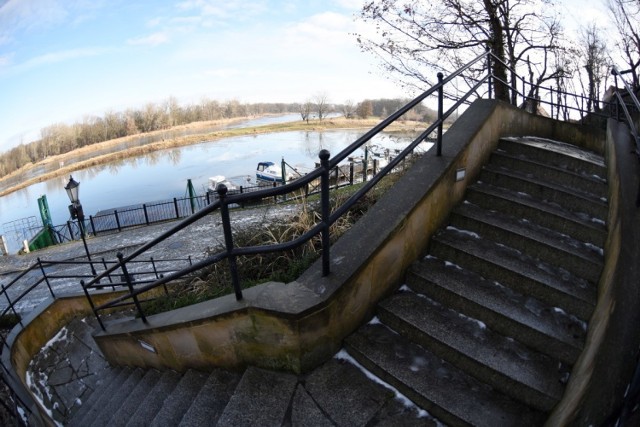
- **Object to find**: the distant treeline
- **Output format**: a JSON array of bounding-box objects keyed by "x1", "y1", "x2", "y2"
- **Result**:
[{"x1": 0, "y1": 97, "x2": 437, "y2": 179}]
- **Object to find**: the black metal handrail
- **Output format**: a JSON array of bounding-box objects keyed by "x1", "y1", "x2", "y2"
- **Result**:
[
  {"x1": 92, "y1": 48, "x2": 629, "y2": 326},
  {"x1": 85, "y1": 51, "x2": 497, "y2": 326},
  {"x1": 4, "y1": 49, "x2": 639, "y2": 423}
]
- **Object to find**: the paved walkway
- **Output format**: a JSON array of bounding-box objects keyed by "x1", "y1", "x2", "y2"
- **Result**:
[{"x1": 0, "y1": 203, "x2": 299, "y2": 311}]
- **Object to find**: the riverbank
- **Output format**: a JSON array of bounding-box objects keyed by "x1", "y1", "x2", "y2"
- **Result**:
[{"x1": 0, "y1": 116, "x2": 421, "y2": 198}]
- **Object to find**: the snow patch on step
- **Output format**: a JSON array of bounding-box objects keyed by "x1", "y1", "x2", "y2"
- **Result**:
[{"x1": 334, "y1": 350, "x2": 435, "y2": 421}]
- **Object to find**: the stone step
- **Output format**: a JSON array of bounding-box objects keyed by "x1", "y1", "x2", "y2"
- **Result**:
[
  {"x1": 429, "y1": 227, "x2": 596, "y2": 321},
  {"x1": 108, "y1": 370, "x2": 163, "y2": 426},
  {"x1": 479, "y1": 164, "x2": 608, "y2": 220},
  {"x1": 149, "y1": 369, "x2": 210, "y2": 427},
  {"x1": 344, "y1": 322, "x2": 546, "y2": 427},
  {"x1": 450, "y1": 201, "x2": 603, "y2": 283},
  {"x1": 466, "y1": 182, "x2": 607, "y2": 248},
  {"x1": 69, "y1": 367, "x2": 134, "y2": 427},
  {"x1": 497, "y1": 137, "x2": 607, "y2": 178},
  {"x1": 215, "y1": 366, "x2": 298, "y2": 426},
  {"x1": 378, "y1": 290, "x2": 567, "y2": 412},
  {"x1": 125, "y1": 370, "x2": 182, "y2": 427},
  {"x1": 489, "y1": 150, "x2": 608, "y2": 199},
  {"x1": 407, "y1": 256, "x2": 586, "y2": 365},
  {"x1": 178, "y1": 369, "x2": 241, "y2": 427},
  {"x1": 91, "y1": 368, "x2": 146, "y2": 427}
]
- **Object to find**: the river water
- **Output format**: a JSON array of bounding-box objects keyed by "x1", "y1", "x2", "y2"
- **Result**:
[{"x1": 0, "y1": 115, "x2": 425, "y2": 253}]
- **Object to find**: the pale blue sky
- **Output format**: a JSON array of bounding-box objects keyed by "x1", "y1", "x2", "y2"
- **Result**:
[
  {"x1": 0, "y1": 0, "x2": 409, "y2": 153},
  {"x1": 0, "y1": 0, "x2": 610, "y2": 154}
]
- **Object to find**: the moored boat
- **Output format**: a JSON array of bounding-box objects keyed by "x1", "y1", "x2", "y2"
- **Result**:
[{"x1": 256, "y1": 161, "x2": 294, "y2": 183}]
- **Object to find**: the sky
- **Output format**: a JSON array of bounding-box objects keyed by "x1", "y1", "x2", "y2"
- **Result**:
[
  {"x1": 0, "y1": 0, "x2": 611, "y2": 154},
  {"x1": 0, "y1": 0, "x2": 410, "y2": 153}
]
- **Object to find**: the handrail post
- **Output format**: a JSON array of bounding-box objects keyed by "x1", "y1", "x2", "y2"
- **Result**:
[
  {"x1": 81, "y1": 279, "x2": 105, "y2": 331},
  {"x1": 118, "y1": 252, "x2": 147, "y2": 323},
  {"x1": 37, "y1": 258, "x2": 55, "y2": 298},
  {"x1": 89, "y1": 215, "x2": 96, "y2": 236},
  {"x1": 437, "y1": 72, "x2": 444, "y2": 157},
  {"x1": 319, "y1": 149, "x2": 331, "y2": 276},
  {"x1": 1, "y1": 284, "x2": 22, "y2": 326},
  {"x1": 486, "y1": 48, "x2": 493, "y2": 99},
  {"x1": 218, "y1": 185, "x2": 243, "y2": 301}
]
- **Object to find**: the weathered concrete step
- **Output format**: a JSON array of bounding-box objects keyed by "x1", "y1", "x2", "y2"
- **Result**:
[
  {"x1": 108, "y1": 369, "x2": 162, "y2": 426},
  {"x1": 378, "y1": 291, "x2": 566, "y2": 412},
  {"x1": 70, "y1": 367, "x2": 134, "y2": 427},
  {"x1": 430, "y1": 228, "x2": 596, "y2": 321},
  {"x1": 497, "y1": 137, "x2": 607, "y2": 178},
  {"x1": 179, "y1": 369, "x2": 241, "y2": 427},
  {"x1": 479, "y1": 164, "x2": 608, "y2": 220},
  {"x1": 450, "y1": 201, "x2": 603, "y2": 283},
  {"x1": 91, "y1": 368, "x2": 146, "y2": 427},
  {"x1": 489, "y1": 150, "x2": 608, "y2": 199},
  {"x1": 345, "y1": 322, "x2": 546, "y2": 426},
  {"x1": 407, "y1": 256, "x2": 586, "y2": 365},
  {"x1": 125, "y1": 370, "x2": 182, "y2": 427},
  {"x1": 466, "y1": 182, "x2": 607, "y2": 247},
  {"x1": 150, "y1": 369, "x2": 209, "y2": 427},
  {"x1": 216, "y1": 366, "x2": 297, "y2": 426}
]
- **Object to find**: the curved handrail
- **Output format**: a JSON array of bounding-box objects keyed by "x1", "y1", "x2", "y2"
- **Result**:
[{"x1": 91, "y1": 49, "x2": 604, "y2": 327}]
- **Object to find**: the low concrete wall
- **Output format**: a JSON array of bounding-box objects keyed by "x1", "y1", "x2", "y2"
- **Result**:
[
  {"x1": 92, "y1": 100, "x2": 605, "y2": 375},
  {"x1": 546, "y1": 119, "x2": 640, "y2": 425},
  {"x1": 2, "y1": 291, "x2": 129, "y2": 427}
]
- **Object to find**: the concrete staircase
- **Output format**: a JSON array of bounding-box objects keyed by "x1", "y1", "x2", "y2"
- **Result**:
[
  {"x1": 344, "y1": 136, "x2": 607, "y2": 426},
  {"x1": 61, "y1": 352, "x2": 429, "y2": 426},
  {"x1": 30, "y1": 136, "x2": 607, "y2": 426}
]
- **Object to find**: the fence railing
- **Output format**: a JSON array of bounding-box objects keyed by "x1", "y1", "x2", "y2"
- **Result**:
[
  {"x1": 0, "y1": 253, "x2": 194, "y2": 424},
  {"x1": 4, "y1": 49, "x2": 640, "y2": 424}
]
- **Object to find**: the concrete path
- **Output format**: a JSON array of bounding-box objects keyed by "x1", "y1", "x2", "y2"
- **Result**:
[{"x1": 0, "y1": 203, "x2": 299, "y2": 312}]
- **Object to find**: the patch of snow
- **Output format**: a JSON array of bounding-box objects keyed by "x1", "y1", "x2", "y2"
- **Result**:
[
  {"x1": 591, "y1": 217, "x2": 606, "y2": 226},
  {"x1": 368, "y1": 316, "x2": 382, "y2": 325},
  {"x1": 334, "y1": 350, "x2": 432, "y2": 420},
  {"x1": 42, "y1": 327, "x2": 68, "y2": 351},
  {"x1": 398, "y1": 284, "x2": 412, "y2": 292},
  {"x1": 585, "y1": 243, "x2": 604, "y2": 256},
  {"x1": 458, "y1": 312, "x2": 487, "y2": 330},
  {"x1": 444, "y1": 261, "x2": 463, "y2": 270},
  {"x1": 446, "y1": 226, "x2": 480, "y2": 239}
]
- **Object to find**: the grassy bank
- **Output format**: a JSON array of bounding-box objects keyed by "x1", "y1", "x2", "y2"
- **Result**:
[{"x1": 0, "y1": 117, "x2": 422, "y2": 198}]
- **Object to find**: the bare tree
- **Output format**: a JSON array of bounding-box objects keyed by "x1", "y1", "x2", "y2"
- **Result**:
[
  {"x1": 314, "y1": 92, "x2": 330, "y2": 121},
  {"x1": 577, "y1": 24, "x2": 609, "y2": 113},
  {"x1": 608, "y1": 0, "x2": 640, "y2": 89},
  {"x1": 341, "y1": 100, "x2": 356, "y2": 119},
  {"x1": 300, "y1": 100, "x2": 313, "y2": 123},
  {"x1": 356, "y1": 0, "x2": 564, "y2": 105}
]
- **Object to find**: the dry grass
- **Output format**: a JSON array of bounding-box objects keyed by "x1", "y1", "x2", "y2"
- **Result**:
[{"x1": 141, "y1": 167, "x2": 407, "y2": 316}]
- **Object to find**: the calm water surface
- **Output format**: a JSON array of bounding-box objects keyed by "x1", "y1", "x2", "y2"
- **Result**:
[{"x1": 0, "y1": 118, "x2": 423, "y2": 252}]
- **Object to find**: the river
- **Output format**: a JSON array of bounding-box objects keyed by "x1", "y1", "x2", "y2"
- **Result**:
[{"x1": 0, "y1": 115, "x2": 425, "y2": 254}]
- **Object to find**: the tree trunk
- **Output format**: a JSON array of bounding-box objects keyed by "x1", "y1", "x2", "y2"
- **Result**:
[{"x1": 484, "y1": 0, "x2": 510, "y2": 102}]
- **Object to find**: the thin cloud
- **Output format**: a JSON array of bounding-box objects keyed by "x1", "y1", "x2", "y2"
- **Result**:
[
  {"x1": 127, "y1": 32, "x2": 170, "y2": 46},
  {"x1": 12, "y1": 47, "x2": 104, "y2": 72}
]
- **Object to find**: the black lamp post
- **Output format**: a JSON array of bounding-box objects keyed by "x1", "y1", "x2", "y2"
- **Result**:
[{"x1": 65, "y1": 176, "x2": 96, "y2": 276}]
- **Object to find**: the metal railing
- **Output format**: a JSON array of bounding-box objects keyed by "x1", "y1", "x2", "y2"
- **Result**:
[
  {"x1": 80, "y1": 51, "x2": 493, "y2": 328},
  {"x1": 3, "y1": 50, "x2": 640, "y2": 424},
  {"x1": 84, "y1": 49, "x2": 640, "y2": 329},
  {"x1": 611, "y1": 66, "x2": 640, "y2": 157}
]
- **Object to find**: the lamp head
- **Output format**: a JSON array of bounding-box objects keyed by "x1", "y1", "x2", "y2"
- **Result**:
[{"x1": 64, "y1": 175, "x2": 80, "y2": 204}]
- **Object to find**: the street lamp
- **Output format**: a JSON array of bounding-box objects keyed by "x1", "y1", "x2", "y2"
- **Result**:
[{"x1": 65, "y1": 176, "x2": 96, "y2": 276}]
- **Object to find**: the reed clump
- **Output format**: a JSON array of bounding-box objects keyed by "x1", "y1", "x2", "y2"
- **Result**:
[{"x1": 141, "y1": 164, "x2": 406, "y2": 316}]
